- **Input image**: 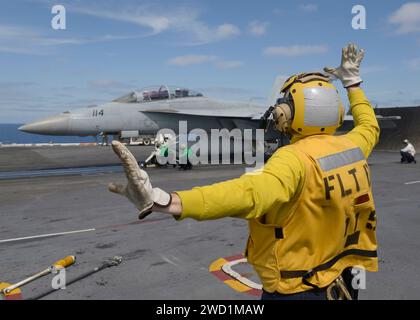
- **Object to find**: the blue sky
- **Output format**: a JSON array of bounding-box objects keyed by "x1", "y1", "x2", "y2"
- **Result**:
[{"x1": 1, "y1": 0, "x2": 420, "y2": 123}]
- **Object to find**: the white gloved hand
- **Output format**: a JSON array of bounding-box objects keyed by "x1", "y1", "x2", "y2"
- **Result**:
[
  {"x1": 108, "y1": 141, "x2": 171, "y2": 219},
  {"x1": 324, "y1": 43, "x2": 365, "y2": 88}
]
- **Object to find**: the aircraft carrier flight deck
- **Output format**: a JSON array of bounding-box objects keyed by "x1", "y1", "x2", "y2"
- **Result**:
[{"x1": 0, "y1": 145, "x2": 419, "y2": 300}]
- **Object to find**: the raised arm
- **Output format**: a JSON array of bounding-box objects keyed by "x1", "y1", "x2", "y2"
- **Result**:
[
  {"x1": 345, "y1": 86, "x2": 380, "y2": 158},
  {"x1": 324, "y1": 43, "x2": 380, "y2": 158}
]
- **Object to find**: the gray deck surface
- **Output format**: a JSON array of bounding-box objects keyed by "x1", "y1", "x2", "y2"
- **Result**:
[{"x1": 0, "y1": 147, "x2": 419, "y2": 300}]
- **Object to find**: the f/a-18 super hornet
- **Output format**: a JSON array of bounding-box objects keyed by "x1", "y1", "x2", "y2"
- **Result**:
[
  {"x1": 19, "y1": 83, "x2": 400, "y2": 144},
  {"x1": 19, "y1": 85, "x2": 271, "y2": 143}
]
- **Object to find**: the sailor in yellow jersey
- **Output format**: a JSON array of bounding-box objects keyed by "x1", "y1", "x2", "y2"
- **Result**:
[{"x1": 108, "y1": 44, "x2": 380, "y2": 300}]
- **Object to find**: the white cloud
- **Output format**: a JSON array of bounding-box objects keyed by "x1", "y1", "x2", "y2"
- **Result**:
[
  {"x1": 168, "y1": 55, "x2": 243, "y2": 68},
  {"x1": 299, "y1": 4, "x2": 318, "y2": 12},
  {"x1": 0, "y1": 25, "x2": 38, "y2": 38},
  {"x1": 0, "y1": 23, "x2": 144, "y2": 55},
  {"x1": 407, "y1": 57, "x2": 420, "y2": 70},
  {"x1": 263, "y1": 45, "x2": 328, "y2": 56},
  {"x1": 0, "y1": 25, "x2": 38, "y2": 51},
  {"x1": 216, "y1": 24, "x2": 241, "y2": 39},
  {"x1": 70, "y1": 4, "x2": 240, "y2": 45},
  {"x1": 71, "y1": 6, "x2": 171, "y2": 34},
  {"x1": 168, "y1": 55, "x2": 217, "y2": 66},
  {"x1": 12, "y1": 2, "x2": 240, "y2": 47},
  {"x1": 389, "y1": 2, "x2": 420, "y2": 34},
  {"x1": 248, "y1": 21, "x2": 269, "y2": 36},
  {"x1": 0, "y1": 24, "x2": 85, "y2": 54}
]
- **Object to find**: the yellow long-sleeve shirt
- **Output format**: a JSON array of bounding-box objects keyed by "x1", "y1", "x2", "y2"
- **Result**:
[{"x1": 176, "y1": 88, "x2": 380, "y2": 221}]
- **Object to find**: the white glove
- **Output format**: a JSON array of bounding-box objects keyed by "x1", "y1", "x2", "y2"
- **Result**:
[
  {"x1": 108, "y1": 141, "x2": 171, "y2": 219},
  {"x1": 324, "y1": 43, "x2": 365, "y2": 88}
]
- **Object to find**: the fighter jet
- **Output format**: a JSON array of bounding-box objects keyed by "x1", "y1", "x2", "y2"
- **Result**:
[
  {"x1": 19, "y1": 85, "x2": 272, "y2": 143},
  {"x1": 19, "y1": 84, "x2": 400, "y2": 144}
]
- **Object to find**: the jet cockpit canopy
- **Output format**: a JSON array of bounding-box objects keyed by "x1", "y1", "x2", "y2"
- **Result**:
[{"x1": 113, "y1": 85, "x2": 203, "y2": 103}]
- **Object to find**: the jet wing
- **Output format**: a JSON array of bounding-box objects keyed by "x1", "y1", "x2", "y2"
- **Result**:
[
  {"x1": 144, "y1": 109, "x2": 401, "y2": 122},
  {"x1": 141, "y1": 108, "x2": 282, "y2": 142},
  {"x1": 142, "y1": 110, "x2": 260, "y2": 130},
  {"x1": 142, "y1": 109, "x2": 401, "y2": 138}
]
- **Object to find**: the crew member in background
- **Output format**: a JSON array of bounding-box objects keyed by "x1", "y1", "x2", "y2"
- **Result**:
[
  {"x1": 141, "y1": 142, "x2": 161, "y2": 168},
  {"x1": 400, "y1": 139, "x2": 416, "y2": 164},
  {"x1": 178, "y1": 144, "x2": 193, "y2": 170},
  {"x1": 141, "y1": 138, "x2": 172, "y2": 168},
  {"x1": 108, "y1": 44, "x2": 380, "y2": 300}
]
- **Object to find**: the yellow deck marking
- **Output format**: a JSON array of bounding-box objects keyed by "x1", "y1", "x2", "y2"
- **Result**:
[{"x1": 209, "y1": 258, "x2": 227, "y2": 272}]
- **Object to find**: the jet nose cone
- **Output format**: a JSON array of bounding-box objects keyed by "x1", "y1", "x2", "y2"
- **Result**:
[
  {"x1": 18, "y1": 124, "x2": 34, "y2": 132},
  {"x1": 18, "y1": 115, "x2": 70, "y2": 135}
]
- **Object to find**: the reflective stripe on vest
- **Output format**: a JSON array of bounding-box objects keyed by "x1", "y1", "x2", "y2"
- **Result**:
[{"x1": 317, "y1": 147, "x2": 364, "y2": 172}]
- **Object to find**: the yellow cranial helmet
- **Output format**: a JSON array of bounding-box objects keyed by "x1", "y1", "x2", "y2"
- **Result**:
[{"x1": 273, "y1": 72, "x2": 345, "y2": 138}]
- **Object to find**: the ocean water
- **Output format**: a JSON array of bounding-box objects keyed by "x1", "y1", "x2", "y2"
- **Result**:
[{"x1": 0, "y1": 124, "x2": 96, "y2": 144}]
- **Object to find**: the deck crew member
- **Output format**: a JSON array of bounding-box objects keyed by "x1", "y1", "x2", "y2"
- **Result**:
[
  {"x1": 108, "y1": 44, "x2": 380, "y2": 300},
  {"x1": 400, "y1": 139, "x2": 416, "y2": 164}
]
